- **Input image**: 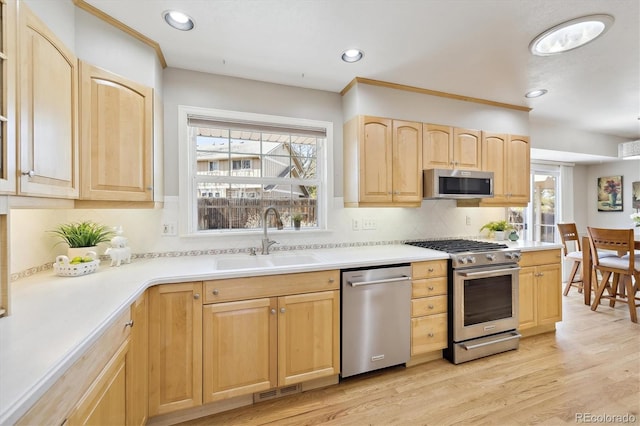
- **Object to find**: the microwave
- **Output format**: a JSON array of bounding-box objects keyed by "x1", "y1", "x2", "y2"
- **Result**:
[{"x1": 423, "y1": 169, "x2": 494, "y2": 199}]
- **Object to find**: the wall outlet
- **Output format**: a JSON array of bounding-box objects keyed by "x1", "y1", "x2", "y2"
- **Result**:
[
  {"x1": 352, "y1": 218, "x2": 360, "y2": 231},
  {"x1": 161, "y1": 222, "x2": 177, "y2": 236},
  {"x1": 362, "y1": 218, "x2": 377, "y2": 230},
  {"x1": 466, "y1": 215, "x2": 471, "y2": 226}
]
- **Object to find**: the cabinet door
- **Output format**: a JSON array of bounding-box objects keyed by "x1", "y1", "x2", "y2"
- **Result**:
[
  {"x1": 392, "y1": 120, "x2": 422, "y2": 202},
  {"x1": 278, "y1": 290, "x2": 339, "y2": 386},
  {"x1": 422, "y1": 124, "x2": 452, "y2": 169},
  {"x1": 79, "y1": 62, "x2": 153, "y2": 201},
  {"x1": 453, "y1": 128, "x2": 481, "y2": 170},
  {"x1": 203, "y1": 298, "x2": 277, "y2": 403},
  {"x1": 518, "y1": 266, "x2": 537, "y2": 330},
  {"x1": 506, "y1": 135, "x2": 530, "y2": 204},
  {"x1": 127, "y1": 294, "x2": 148, "y2": 426},
  {"x1": 480, "y1": 132, "x2": 507, "y2": 204},
  {"x1": 359, "y1": 116, "x2": 392, "y2": 203},
  {"x1": 411, "y1": 312, "x2": 447, "y2": 355},
  {"x1": 148, "y1": 283, "x2": 202, "y2": 416},
  {"x1": 18, "y1": 4, "x2": 78, "y2": 198},
  {"x1": 66, "y1": 340, "x2": 129, "y2": 426},
  {"x1": 0, "y1": 0, "x2": 17, "y2": 194},
  {"x1": 536, "y1": 263, "x2": 562, "y2": 325}
]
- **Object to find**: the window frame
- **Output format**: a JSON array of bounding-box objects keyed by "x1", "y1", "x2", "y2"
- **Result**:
[{"x1": 178, "y1": 105, "x2": 332, "y2": 236}]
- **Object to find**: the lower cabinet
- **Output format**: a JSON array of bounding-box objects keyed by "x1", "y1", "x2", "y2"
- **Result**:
[
  {"x1": 518, "y1": 249, "x2": 562, "y2": 333},
  {"x1": 410, "y1": 260, "x2": 448, "y2": 358}
]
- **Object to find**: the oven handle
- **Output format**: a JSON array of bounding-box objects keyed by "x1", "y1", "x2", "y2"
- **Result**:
[
  {"x1": 457, "y1": 266, "x2": 520, "y2": 278},
  {"x1": 461, "y1": 332, "x2": 522, "y2": 350},
  {"x1": 348, "y1": 275, "x2": 412, "y2": 287}
]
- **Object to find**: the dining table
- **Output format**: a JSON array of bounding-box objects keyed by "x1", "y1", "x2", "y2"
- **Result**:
[{"x1": 581, "y1": 234, "x2": 640, "y2": 305}]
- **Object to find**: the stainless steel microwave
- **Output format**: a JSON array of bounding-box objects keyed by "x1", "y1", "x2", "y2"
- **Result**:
[{"x1": 423, "y1": 169, "x2": 494, "y2": 199}]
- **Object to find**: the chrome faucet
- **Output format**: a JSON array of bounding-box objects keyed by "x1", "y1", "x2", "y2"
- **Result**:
[{"x1": 261, "y1": 206, "x2": 283, "y2": 255}]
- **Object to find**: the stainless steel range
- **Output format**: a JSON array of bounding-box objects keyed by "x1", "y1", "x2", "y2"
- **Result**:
[{"x1": 405, "y1": 239, "x2": 521, "y2": 364}]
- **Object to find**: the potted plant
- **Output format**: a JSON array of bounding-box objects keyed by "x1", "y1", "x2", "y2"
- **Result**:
[
  {"x1": 292, "y1": 213, "x2": 304, "y2": 230},
  {"x1": 480, "y1": 220, "x2": 512, "y2": 241},
  {"x1": 50, "y1": 220, "x2": 114, "y2": 258}
]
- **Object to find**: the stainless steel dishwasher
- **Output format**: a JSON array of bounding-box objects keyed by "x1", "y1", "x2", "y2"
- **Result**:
[{"x1": 341, "y1": 264, "x2": 412, "y2": 378}]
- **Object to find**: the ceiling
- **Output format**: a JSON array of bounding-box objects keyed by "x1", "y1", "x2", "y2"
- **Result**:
[{"x1": 84, "y1": 0, "x2": 639, "y2": 155}]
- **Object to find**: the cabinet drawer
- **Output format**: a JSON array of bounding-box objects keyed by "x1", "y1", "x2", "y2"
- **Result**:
[
  {"x1": 204, "y1": 270, "x2": 340, "y2": 303},
  {"x1": 411, "y1": 313, "x2": 447, "y2": 355},
  {"x1": 519, "y1": 249, "x2": 562, "y2": 267},
  {"x1": 412, "y1": 260, "x2": 447, "y2": 279},
  {"x1": 411, "y1": 295, "x2": 447, "y2": 317},
  {"x1": 412, "y1": 276, "x2": 447, "y2": 298}
]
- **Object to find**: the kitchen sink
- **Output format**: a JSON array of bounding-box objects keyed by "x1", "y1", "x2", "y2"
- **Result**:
[{"x1": 214, "y1": 253, "x2": 321, "y2": 270}]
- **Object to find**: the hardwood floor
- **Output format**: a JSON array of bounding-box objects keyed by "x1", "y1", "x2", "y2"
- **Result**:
[{"x1": 178, "y1": 294, "x2": 639, "y2": 425}]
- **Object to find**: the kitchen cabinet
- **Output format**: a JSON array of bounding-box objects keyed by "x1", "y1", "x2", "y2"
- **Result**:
[
  {"x1": 78, "y1": 61, "x2": 154, "y2": 203},
  {"x1": 0, "y1": 0, "x2": 17, "y2": 195},
  {"x1": 148, "y1": 282, "x2": 203, "y2": 416},
  {"x1": 18, "y1": 3, "x2": 79, "y2": 198},
  {"x1": 478, "y1": 132, "x2": 530, "y2": 206},
  {"x1": 202, "y1": 271, "x2": 339, "y2": 404},
  {"x1": 343, "y1": 116, "x2": 422, "y2": 207},
  {"x1": 127, "y1": 292, "x2": 148, "y2": 426},
  {"x1": 16, "y1": 309, "x2": 133, "y2": 425},
  {"x1": 518, "y1": 249, "x2": 562, "y2": 335},
  {"x1": 423, "y1": 124, "x2": 481, "y2": 170},
  {"x1": 410, "y1": 260, "x2": 448, "y2": 361}
]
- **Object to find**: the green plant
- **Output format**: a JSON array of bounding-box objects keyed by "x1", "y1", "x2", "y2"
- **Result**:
[
  {"x1": 50, "y1": 221, "x2": 114, "y2": 248},
  {"x1": 292, "y1": 213, "x2": 304, "y2": 222},
  {"x1": 480, "y1": 220, "x2": 512, "y2": 233}
]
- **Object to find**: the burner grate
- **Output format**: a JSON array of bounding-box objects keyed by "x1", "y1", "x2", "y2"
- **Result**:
[{"x1": 405, "y1": 239, "x2": 508, "y2": 253}]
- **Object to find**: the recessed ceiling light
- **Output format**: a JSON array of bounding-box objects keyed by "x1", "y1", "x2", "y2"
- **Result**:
[
  {"x1": 341, "y1": 48, "x2": 364, "y2": 63},
  {"x1": 525, "y1": 89, "x2": 548, "y2": 98},
  {"x1": 163, "y1": 10, "x2": 195, "y2": 31},
  {"x1": 529, "y1": 14, "x2": 614, "y2": 56}
]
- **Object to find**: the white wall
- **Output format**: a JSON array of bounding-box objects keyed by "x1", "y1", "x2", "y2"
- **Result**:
[{"x1": 530, "y1": 119, "x2": 626, "y2": 157}]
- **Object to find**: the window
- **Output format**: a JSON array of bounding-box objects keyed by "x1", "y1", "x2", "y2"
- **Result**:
[{"x1": 179, "y1": 106, "x2": 330, "y2": 234}]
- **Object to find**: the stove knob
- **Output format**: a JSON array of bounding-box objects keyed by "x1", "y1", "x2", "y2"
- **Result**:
[
  {"x1": 466, "y1": 256, "x2": 476, "y2": 264},
  {"x1": 486, "y1": 253, "x2": 496, "y2": 262},
  {"x1": 457, "y1": 257, "x2": 467, "y2": 265},
  {"x1": 513, "y1": 252, "x2": 521, "y2": 260},
  {"x1": 505, "y1": 252, "x2": 514, "y2": 260}
]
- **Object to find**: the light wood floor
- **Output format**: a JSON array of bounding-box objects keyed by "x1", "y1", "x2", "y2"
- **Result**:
[{"x1": 179, "y1": 294, "x2": 640, "y2": 426}]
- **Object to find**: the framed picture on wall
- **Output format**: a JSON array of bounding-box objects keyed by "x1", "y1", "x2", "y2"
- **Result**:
[
  {"x1": 597, "y1": 175, "x2": 623, "y2": 211},
  {"x1": 633, "y1": 181, "x2": 640, "y2": 209}
]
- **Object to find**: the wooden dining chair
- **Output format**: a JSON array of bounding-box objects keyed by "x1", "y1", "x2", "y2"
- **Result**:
[
  {"x1": 557, "y1": 223, "x2": 584, "y2": 296},
  {"x1": 587, "y1": 227, "x2": 640, "y2": 323}
]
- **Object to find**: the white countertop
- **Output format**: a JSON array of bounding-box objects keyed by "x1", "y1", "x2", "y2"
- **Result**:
[{"x1": 0, "y1": 241, "x2": 559, "y2": 424}]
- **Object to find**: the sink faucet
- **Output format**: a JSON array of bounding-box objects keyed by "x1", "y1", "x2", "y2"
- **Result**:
[{"x1": 262, "y1": 206, "x2": 283, "y2": 255}]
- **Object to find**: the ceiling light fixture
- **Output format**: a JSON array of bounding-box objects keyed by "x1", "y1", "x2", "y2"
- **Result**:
[
  {"x1": 525, "y1": 89, "x2": 548, "y2": 98},
  {"x1": 163, "y1": 10, "x2": 195, "y2": 31},
  {"x1": 341, "y1": 49, "x2": 364, "y2": 63},
  {"x1": 529, "y1": 14, "x2": 614, "y2": 56}
]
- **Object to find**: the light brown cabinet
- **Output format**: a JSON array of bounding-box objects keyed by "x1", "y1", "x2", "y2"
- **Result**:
[
  {"x1": 518, "y1": 249, "x2": 562, "y2": 335},
  {"x1": 344, "y1": 116, "x2": 422, "y2": 207},
  {"x1": 410, "y1": 260, "x2": 448, "y2": 359},
  {"x1": 127, "y1": 292, "x2": 148, "y2": 426},
  {"x1": 148, "y1": 282, "x2": 203, "y2": 416},
  {"x1": 202, "y1": 271, "x2": 340, "y2": 405},
  {"x1": 78, "y1": 61, "x2": 153, "y2": 202},
  {"x1": 423, "y1": 124, "x2": 481, "y2": 170},
  {"x1": 479, "y1": 132, "x2": 530, "y2": 206},
  {"x1": 18, "y1": 3, "x2": 78, "y2": 198},
  {"x1": 0, "y1": 0, "x2": 17, "y2": 195}
]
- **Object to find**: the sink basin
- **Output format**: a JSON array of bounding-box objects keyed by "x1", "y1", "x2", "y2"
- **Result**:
[{"x1": 214, "y1": 253, "x2": 320, "y2": 270}]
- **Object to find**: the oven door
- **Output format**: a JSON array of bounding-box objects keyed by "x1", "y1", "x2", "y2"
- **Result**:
[{"x1": 453, "y1": 264, "x2": 520, "y2": 342}]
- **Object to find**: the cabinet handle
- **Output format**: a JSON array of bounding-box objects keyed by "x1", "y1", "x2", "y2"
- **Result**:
[
  {"x1": 428, "y1": 268, "x2": 434, "y2": 273},
  {"x1": 146, "y1": 186, "x2": 153, "y2": 191},
  {"x1": 428, "y1": 332, "x2": 435, "y2": 337},
  {"x1": 212, "y1": 289, "x2": 219, "y2": 295},
  {"x1": 125, "y1": 320, "x2": 134, "y2": 328},
  {"x1": 21, "y1": 170, "x2": 35, "y2": 178},
  {"x1": 280, "y1": 307, "x2": 286, "y2": 314},
  {"x1": 428, "y1": 305, "x2": 434, "y2": 310},
  {"x1": 271, "y1": 309, "x2": 276, "y2": 315},
  {"x1": 194, "y1": 293, "x2": 200, "y2": 300},
  {"x1": 428, "y1": 286, "x2": 435, "y2": 291},
  {"x1": 328, "y1": 278, "x2": 335, "y2": 283}
]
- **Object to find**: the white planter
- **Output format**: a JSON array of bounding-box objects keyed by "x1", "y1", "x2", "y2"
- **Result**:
[
  {"x1": 67, "y1": 246, "x2": 98, "y2": 259},
  {"x1": 494, "y1": 231, "x2": 505, "y2": 241}
]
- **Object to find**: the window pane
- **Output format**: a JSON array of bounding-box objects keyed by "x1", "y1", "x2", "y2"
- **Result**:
[
  {"x1": 263, "y1": 154, "x2": 291, "y2": 178},
  {"x1": 197, "y1": 135, "x2": 229, "y2": 176}
]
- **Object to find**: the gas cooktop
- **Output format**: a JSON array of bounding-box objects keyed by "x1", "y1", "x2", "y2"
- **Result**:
[{"x1": 405, "y1": 239, "x2": 508, "y2": 253}]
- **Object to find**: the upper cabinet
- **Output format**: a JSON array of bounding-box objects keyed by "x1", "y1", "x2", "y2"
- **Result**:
[
  {"x1": 479, "y1": 132, "x2": 530, "y2": 206},
  {"x1": 344, "y1": 116, "x2": 422, "y2": 207},
  {"x1": 79, "y1": 61, "x2": 153, "y2": 202},
  {"x1": 423, "y1": 124, "x2": 481, "y2": 171},
  {"x1": 0, "y1": 0, "x2": 16, "y2": 194},
  {"x1": 18, "y1": 3, "x2": 78, "y2": 198}
]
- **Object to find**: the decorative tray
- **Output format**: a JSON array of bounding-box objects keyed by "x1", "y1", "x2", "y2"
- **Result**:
[{"x1": 54, "y1": 255, "x2": 100, "y2": 277}]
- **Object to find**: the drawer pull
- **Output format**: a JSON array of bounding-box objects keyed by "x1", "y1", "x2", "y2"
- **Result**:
[
  {"x1": 428, "y1": 286, "x2": 435, "y2": 291},
  {"x1": 428, "y1": 268, "x2": 435, "y2": 273},
  {"x1": 194, "y1": 293, "x2": 200, "y2": 300},
  {"x1": 329, "y1": 278, "x2": 335, "y2": 283},
  {"x1": 428, "y1": 332, "x2": 435, "y2": 337},
  {"x1": 125, "y1": 320, "x2": 134, "y2": 328},
  {"x1": 428, "y1": 305, "x2": 434, "y2": 310},
  {"x1": 212, "y1": 289, "x2": 219, "y2": 295}
]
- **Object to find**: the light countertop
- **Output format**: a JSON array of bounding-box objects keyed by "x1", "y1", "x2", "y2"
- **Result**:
[{"x1": 0, "y1": 241, "x2": 560, "y2": 424}]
